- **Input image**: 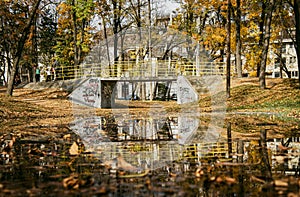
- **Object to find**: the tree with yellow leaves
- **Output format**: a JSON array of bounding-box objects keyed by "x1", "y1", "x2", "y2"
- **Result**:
[{"x1": 55, "y1": 0, "x2": 95, "y2": 78}]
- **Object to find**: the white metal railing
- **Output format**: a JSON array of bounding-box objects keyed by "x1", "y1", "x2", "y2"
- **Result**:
[{"x1": 55, "y1": 60, "x2": 226, "y2": 80}]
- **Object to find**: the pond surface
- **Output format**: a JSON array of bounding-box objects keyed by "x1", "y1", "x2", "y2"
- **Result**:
[{"x1": 1, "y1": 114, "x2": 300, "y2": 196}]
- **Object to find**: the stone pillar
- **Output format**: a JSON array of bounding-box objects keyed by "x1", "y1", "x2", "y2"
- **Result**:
[{"x1": 101, "y1": 80, "x2": 117, "y2": 108}]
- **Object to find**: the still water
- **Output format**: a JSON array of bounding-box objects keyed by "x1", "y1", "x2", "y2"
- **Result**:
[{"x1": 0, "y1": 114, "x2": 299, "y2": 196}]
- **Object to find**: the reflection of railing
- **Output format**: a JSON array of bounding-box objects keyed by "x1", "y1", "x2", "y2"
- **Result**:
[
  {"x1": 55, "y1": 61, "x2": 226, "y2": 80},
  {"x1": 182, "y1": 142, "x2": 237, "y2": 162}
]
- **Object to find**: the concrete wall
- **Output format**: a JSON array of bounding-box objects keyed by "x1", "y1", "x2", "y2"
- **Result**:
[{"x1": 176, "y1": 76, "x2": 198, "y2": 104}]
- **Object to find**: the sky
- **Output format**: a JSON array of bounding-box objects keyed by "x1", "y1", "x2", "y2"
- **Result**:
[{"x1": 157, "y1": 0, "x2": 181, "y2": 15}]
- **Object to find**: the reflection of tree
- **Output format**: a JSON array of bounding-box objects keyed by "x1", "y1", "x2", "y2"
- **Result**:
[
  {"x1": 259, "y1": 129, "x2": 272, "y2": 180},
  {"x1": 102, "y1": 115, "x2": 118, "y2": 140},
  {"x1": 244, "y1": 130, "x2": 273, "y2": 181},
  {"x1": 158, "y1": 119, "x2": 173, "y2": 140},
  {"x1": 297, "y1": 155, "x2": 300, "y2": 176},
  {"x1": 245, "y1": 141, "x2": 263, "y2": 168},
  {"x1": 277, "y1": 138, "x2": 292, "y2": 174},
  {"x1": 237, "y1": 139, "x2": 245, "y2": 195},
  {"x1": 227, "y1": 123, "x2": 232, "y2": 159}
]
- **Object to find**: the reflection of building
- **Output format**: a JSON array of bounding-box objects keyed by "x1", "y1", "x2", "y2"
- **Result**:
[
  {"x1": 268, "y1": 138, "x2": 300, "y2": 173},
  {"x1": 71, "y1": 114, "x2": 226, "y2": 170}
]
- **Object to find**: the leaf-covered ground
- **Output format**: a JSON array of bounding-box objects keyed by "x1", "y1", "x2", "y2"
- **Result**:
[
  {"x1": 0, "y1": 77, "x2": 299, "y2": 139},
  {"x1": 0, "y1": 87, "x2": 73, "y2": 138},
  {"x1": 228, "y1": 78, "x2": 300, "y2": 116}
]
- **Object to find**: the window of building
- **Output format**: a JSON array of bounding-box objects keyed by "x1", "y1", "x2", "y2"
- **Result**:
[
  {"x1": 291, "y1": 71, "x2": 298, "y2": 78},
  {"x1": 290, "y1": 56, "x2": 296, "y2": 63},
  {"x1": 281, "y1": 45, "x2": 286, "y2": 53}
]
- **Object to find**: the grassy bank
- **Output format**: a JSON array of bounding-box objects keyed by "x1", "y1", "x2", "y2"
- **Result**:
[
  {"x1": 227, "y1": 78, "x2": 300, "y2": 118},
  {"x1": 199, "y1": 78, "x2": 299, "y2": 116},
  {"x1": 224, "y1": 78, "x2": 300, "y2": 136}
]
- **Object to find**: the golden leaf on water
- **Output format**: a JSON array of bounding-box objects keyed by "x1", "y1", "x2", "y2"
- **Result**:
[
  {"x1": 117, "y1": 156, "x2": 138, "y2": 172},
  {"x1": 225, "y1": 176, "x2": 236, "y2": 184},
  {"x1": 63, "y1": 134, "x2": 71, "y2": 140},
  {"x1": 195, "y1": 168, "x2": 204, "y2": 178},
  {"x1": 69, "y1": 142, "x2": 79, "y2": 155},
  {"x1": 274, "y1": 180, "x2": 288, "y2": 187},
  {"x1": 63, "y1": 174, "x2": 79, "y2": 189}
]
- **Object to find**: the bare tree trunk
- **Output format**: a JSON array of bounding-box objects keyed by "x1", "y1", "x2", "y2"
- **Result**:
[
  {"x1": 137, "y1": 0, "x2": 145, "y2": 100},
  {"x1": 102, "y1": 18, "x2": 111, "y2": 72},
  {"x1": 278, "y1": 31, "x2": 284, "y2": 78},
  {"x1": 113, "y1": 0, "x2": 118, "y2": 64},
  {"x1": 294, "y1": 0, "x2": 300, "y2": 86},
  {"x1": 148, "y1": 0, "x2": 153, "y2": 101},
  {"x1": 235, "y1": 0, "x2": 242, "y2": 78},
  {"x1": 226, "y1": 0, "x2": 231, "y2": 98},
  {"x1": 31, "y1": 13, "x2": 38, "y2": 82},
  {"x1": 260, "y1": 129, "x2": 272, "y2": 180},
  {"x1": 259, "y1": 0, "x2": 274, "y2": 89},
  {"x1": 6, "y1": 0, "x2": 42, "y2": 96},
  {"x1": 112, "y1": 0, "x2": 121, "y2": 77},
  {"x1": 227, "y1": 123, "x2": 232, "y2": 159},
  {"x1": 72, "y1": 0, "x2": 79, "y2": 78},
  {"x1": 257, "y1": 2, "x2": 266, "y2": 77}
]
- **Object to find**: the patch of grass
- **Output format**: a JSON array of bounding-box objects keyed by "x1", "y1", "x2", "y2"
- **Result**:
[
  {"x1": 227, "y1": 79, "x2": 300, "y2": 116},
  {"x1": 225, "y1": 113, "x2": 300, "y2": 136}
]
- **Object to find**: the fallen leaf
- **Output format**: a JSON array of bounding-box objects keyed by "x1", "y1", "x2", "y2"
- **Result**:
[
  {"x1": 103, "y1": 156, "x2": 139, "y2": 172},
  {"x1": 118, "y1": 170, "x2": 126, "y2": 176},
  {"x1": 117, "y1": 156, "x2": 138, "y2": 172},
  {"x1": 98, "y1": 186, "x2": 107, "y2": 194},
  {"x1": 274, "y1": 180, "x2": 288, "y2": 187},
  {"x1": 287, "y1": 192, "x2": 298, "y2": 197},
  {"x1": 225, "y1": 176, "x2": 236, "y2": 184},
  {"x1": 215, "y1": 176, "x2": 223, "y2": 183},
  {"x1": 69, "y1": 142, "x2": 79, "y2": 155},
  {"x1": 169, "y1": 172, "x2": 177, "y2": 177},
  {"x1": 63, "y1": 134, "x2": 71, "y2": 140},
  {"x1": 63, "y1": 174, "x2": 79, "y2": 189},
  {"x1": 195, "y1": 168, "x2": 204, "y2": 178},
  {"x1": 250, "y1": 175, "x2": 265, "y2": 184}
]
